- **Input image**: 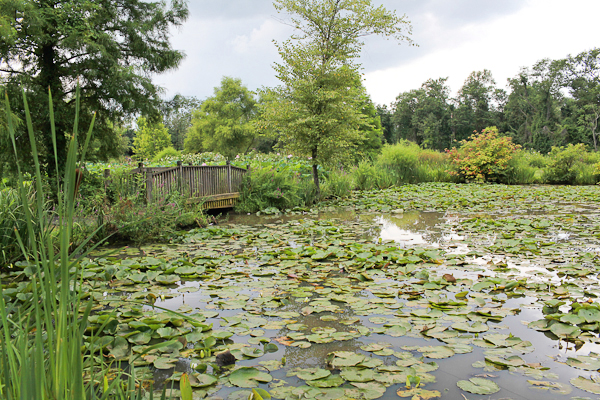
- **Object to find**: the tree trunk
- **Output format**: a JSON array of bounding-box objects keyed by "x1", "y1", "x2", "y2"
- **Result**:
[{"x1": 311, "y1": 147, "x2": 320, "y2": 200}]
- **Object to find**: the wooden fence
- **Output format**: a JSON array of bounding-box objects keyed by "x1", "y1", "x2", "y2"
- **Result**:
[{"x1": 104, "y1": 161, "x2": 249, "y2": 209}]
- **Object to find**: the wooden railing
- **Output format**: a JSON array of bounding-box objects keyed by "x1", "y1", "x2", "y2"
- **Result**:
[{"x1": 104, "y1": 161, "x2": 249, "y2": 209}]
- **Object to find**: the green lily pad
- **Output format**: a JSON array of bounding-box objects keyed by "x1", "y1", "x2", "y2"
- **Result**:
[
  {"x1": 397, "y1": 388, "x2": 441, "y2": 399},
  {"x1": 451, "y1": 321, "x2": 488, "y2": 333},
  {"x1": 241, "y1": 347, "x2": 265, "y2": 358},
  {"x1": 297, "y1": 368, "x2": 331, "y2": 381},
  {"x1": 340, "y1": 368, "x2": 375, "y2": 383},
  {"x1": 191, "y1": 373, "x2": 218, "y2": 388},
  {"x1": 417, "y1": 346, "x2": 455, "y2": 359},
  {"x1": 457, "y1": 377, "x2": 500, "y2": 395},
  {"x1": 567, "y1": 355, "x2": 600, "y2": 371},
  {"x1": 306, "y1": 374, "x2": 345, "y2": 388},
  {"x1": 571, "y1": 376, "x2": 600, "y2": 394},
  {"x1": 229, "y1": 367, "x2": 272, "y2": 388},
  {"x1": 329, "y1": 351, "x2": 366, "y2": 367},
  {"x1": 549, "y1": 322, "x2": 581, "y2": 338}
]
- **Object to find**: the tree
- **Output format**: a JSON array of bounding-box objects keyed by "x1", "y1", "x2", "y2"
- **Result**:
[
  {"x1": 453, "y1": 70, "x2": 504, "y2": 142},
  {"x1": 375, "y1": 104, "x2": 395, "y2": 144},
  {"x1": 562, "y1": 48, "x2": 600, "y2": 150},
  {"x1": 0, "y1": 0, "x2": 188, "y2": 176},
  {"x1": 260, "y1": 0, "x2": 413, "y2": 198},
  {"x1": 160, "y1": 95, "x2": 202, "y2": 151},
  {"x1": 504, "y1": 60, "x2": 565, "y2": 152},
  {"x1": 133, "y1": 117, "x2": 172, "y2": 161},
  {"x1": 184, "y1": 77, "x2": 257, "y2": 160},
  {"x1": 393, "y1": 77, "x2": 452, "y2": 150}
]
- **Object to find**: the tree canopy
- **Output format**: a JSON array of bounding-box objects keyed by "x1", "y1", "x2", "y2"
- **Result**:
[
  {"x1": 0, "y1": 0, "x2": 188, "y2": 175},
  {"x1": 260, "y1": 0, "x2": 414, "y2": 197},
  {"x1": 184, "y1": 77, "x2": 257, "y2": 159}
]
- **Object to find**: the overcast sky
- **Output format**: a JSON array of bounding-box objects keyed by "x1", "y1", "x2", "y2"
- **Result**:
[{"x1": 153, "y1": 0, "x2": 600, "y2": 106}]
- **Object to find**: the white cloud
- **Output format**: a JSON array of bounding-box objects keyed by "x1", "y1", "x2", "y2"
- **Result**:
[{"x1": 364, "y1": 0, "x2": 600, "y2": 105}]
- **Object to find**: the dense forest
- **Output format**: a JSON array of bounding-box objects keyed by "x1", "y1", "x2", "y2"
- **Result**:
[{"x1": 378, "y1": 48, "x2": 600, "y2": 153}]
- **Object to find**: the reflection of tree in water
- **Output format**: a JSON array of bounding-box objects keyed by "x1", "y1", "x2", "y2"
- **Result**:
[
  {"x1": 364, "y1": 211, "x2": 446, "y2": 245},
  {"x1": 275, "y1": 296, "x2": 367, "y2": 368}
]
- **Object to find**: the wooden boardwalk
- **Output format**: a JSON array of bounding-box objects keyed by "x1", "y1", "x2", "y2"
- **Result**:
[{"x1": 107, "y1": 161, "x2": 249, "y2": 210}]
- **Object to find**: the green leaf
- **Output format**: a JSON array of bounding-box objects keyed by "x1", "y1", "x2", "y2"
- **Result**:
[
  {"x1": 180, "y1": 373, "x2": 193, "y2": 400},
  {"x1": 457, "y1": 377, "x2": 500, "y2": 395},
  {"x1": 229, "y1": 367, "x2": 272, "y2": 388},
  {"x1": 570, "y1": 376, "x2": 600, "y2": 394}
]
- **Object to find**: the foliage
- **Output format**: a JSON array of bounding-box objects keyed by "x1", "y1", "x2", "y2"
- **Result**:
[
  {"x1": 447, "y1": 127, "x2": 521, "y2": 183},
  {"x1": 184, "y1": 77, "x2": 257, "y2": 159},
  {"x1": 260, "y1": 0, "x2": 413, "y2": 197},
  {"x1": 503, "y1": 150, "x2": 538, "y2": 185},
  {"x1": 393, "y1": 78, "x2": 453, "y2": 150},
  {"x1": 0, "y1": 86, "x2": 151, "y2": 399},
  {"x1": 101, "y1": 193, "x2": 207, "y2": 244},
  {"x1": 377, "y1": 140, "x2": 422, "y2": 184},
  {"x1": 153, "y1": 146, "x2": 180, "y2": 163},
  {"x1": 133, "y1": 117, "x2": 172, "y2": 161},
  {"x1": 236, "y1": 167, "x2": 304, "y2": 213},
  {"x1": 0, "y1": 185, "x2": 42, "y2": 268},
  {"x1": 544, "y1": 143, "x2": 590, "y2": 184},
  {"x1": 0, "y1": 0, "x2": 188, "y2": 176},
  {"x1": 322, "y1": 169, "x2": 353, "y2": 199},
  {"x1": 160, "y1": 94, "x2": 202, "y2": 150}
]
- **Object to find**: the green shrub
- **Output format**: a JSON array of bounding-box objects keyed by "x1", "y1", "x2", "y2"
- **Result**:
[
  {"x1": 153, "y1": 146, "x2": 180, "y2": 162},
  {"x1": 0, "y1": 185, "x2": 42, "y2": 267},
  {"x1": 416, "y1": 150, "x2": 455, "y2": 182},
  {"x1": 236, "y1": 167, "x2": 304, "y2": 213},
  {"x1": 447, "y1": 127, "x2": 520, "y2": 183},
  {"x1": 376, "y1": 140, "x2": 420, "y2": 184},
  {"x1": 504, "y1": 150, "x2": 537, "y2": 184},
  {"x1": 352, "y1": 161, "x2": 380, "y2": 190},
  {"x1": 545, "y1": 143, "x2": 589, "y2": 185},
  {"x1": 322, "y1": 169, "x2": 353, "y2": 199}
]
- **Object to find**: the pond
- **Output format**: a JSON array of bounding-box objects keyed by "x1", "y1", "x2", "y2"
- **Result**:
[{"x1": 84, "y1": 183, "x2": 600, "y2": 399}]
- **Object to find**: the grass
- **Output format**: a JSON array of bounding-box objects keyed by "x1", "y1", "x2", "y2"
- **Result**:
[{"x1": 0, "y1": 88, "x2": 179, "y2": 399}]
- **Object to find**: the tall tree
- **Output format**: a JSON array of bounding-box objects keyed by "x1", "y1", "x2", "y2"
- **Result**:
[
  {"x1": 452, "y1": 70, "x2": 504, "y2": 142},
  {"x1": 393, "y1": 77, "x2": 452, "y2": 150},
  {"x1": 184, "y1": 77, "x2": 257, "y2": 159},
  {"x1": 160, "y1": 94, "x2": 202, "y2": 151},
  {"x1": 0, "y1": 0, "x2": 188, "y2": 176},
  {"x1": 562, "y1": 48, "x2": 600, "y2": 150},
  {"x1": 132, "y1": 117, "x2": 171, "y2": 161},
  {"x1": 375, "y1": 104, "x2": 395, "y2": 144},
  {"x1": 504, "y1": 60, "x2": 565, "y2": 152},
  {"x1": 260, "y1": 0, "x2": 413, "y2": 198}
]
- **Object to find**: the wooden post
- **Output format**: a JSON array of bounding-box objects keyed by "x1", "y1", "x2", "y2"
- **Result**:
[
  {"x1": 146, "y1": 168, "x2": 154, "y2": 203},
  {"x1": 177, "y1": 160, "x2": 183, "y2": 196},
  {"x1": 227, "y1": 160, "x2": 232, "y2": 193},
  {"x1": 103, "y1": 169, "x2": 110, "y2": 195}
]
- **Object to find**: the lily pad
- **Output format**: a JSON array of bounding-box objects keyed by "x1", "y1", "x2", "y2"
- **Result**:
[
  {"x1": 229, "y1": 367, "x2": 272, "y2": 388},
  {"x1": 457, "y1": 377, "x2": 500, "y2": 395}
]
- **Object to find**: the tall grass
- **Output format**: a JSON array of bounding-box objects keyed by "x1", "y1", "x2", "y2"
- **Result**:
[{"x1": 0, "y1": 88, "x2": 157, "y2": 399}]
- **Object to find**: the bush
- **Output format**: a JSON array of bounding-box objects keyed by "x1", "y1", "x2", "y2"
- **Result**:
[
  {"x1": 447, "y1": 127, "x2": 520, "y2": 183},
  {"x1": 544, "y1": 143, "x2": 589, "y2": 185},
  {"x1": 153, "y1": 146, "x2": 180, "y2": 162},
  {"x1": 504, "y1": 150, "x2": 538, "y2": 184},
  {"x1": 0, "y1": 185, "x2": 43, "y2": 267},
  {"x1": 236, "y1": 167, "x2": 305, "y2": 213},
  {"x1": 376, "y1": 140, "x2": 420, "y2": 184},
  {"x1": 322, "y1": 169, "x2": 353, "y2": 199}
]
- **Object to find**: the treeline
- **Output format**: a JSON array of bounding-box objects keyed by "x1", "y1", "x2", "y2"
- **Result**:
[{"x1": 377, "y1": 48, "x2": 600, "y2": 153}]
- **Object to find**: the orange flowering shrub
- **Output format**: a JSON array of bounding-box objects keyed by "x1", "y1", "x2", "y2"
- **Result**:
[{"x1": 447, "y1": 127, "x2": 521, "y2": 182}]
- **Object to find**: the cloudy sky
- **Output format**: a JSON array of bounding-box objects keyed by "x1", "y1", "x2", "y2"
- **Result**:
[{"x1": 153, "y1": 0, "x2": 600, "y2": 106}]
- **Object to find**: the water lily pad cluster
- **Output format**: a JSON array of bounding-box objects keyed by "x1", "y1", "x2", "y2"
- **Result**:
[{"x1": 5, "y1": 183, "x2": 600, "y2": 399}]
